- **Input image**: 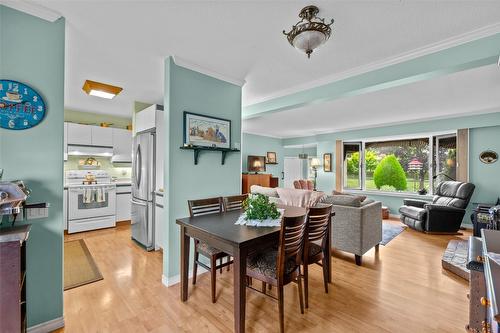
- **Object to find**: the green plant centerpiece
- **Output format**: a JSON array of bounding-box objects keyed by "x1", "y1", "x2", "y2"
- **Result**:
[{"x1": 243, "y1": 194, "x2": 280, "y2": 221}]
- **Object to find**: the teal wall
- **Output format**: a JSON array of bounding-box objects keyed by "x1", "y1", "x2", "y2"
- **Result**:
[
  {"x1": 163, "y1": 57, "x2": 242, "y2": 279},
  {"x1": 241, "y1": 133, "x2": 316, "y2": 186},
  {"x1": 284, "y1": 112, "x2": 500, "y2": 225},
  {"x1": 0, "y1": 6, "x2": 65, "y2": 327}
]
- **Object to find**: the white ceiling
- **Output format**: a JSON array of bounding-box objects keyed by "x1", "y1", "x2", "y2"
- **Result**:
[
  {"x1": 243, "y1": 64, "x2": 500, "y2": 138},
  {"x1": 27, "y1": 1, "x2": 500, "y2": 129}
]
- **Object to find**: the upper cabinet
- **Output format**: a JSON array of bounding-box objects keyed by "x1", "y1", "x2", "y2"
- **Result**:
[
  {"x1": 66, "y1": 122, "x2": 113, "y2": 147},
  {"x1": 67, "y1": 123, "x2": 92, "y2": 145},
  {"x1": 91, "y1": 126, "x2": 113, "y2": 147},
  {"x1": 112, "y1": 128, "x2": 132, "y2": 163}
]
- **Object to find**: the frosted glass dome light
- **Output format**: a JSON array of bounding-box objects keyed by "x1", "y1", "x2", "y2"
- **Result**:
[{"x1": 283, "y1": 6, "x2": 334, "y2": 59}]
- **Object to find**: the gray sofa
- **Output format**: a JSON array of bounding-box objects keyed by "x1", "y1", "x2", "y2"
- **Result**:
[{"x1": 250, "y1": 186, "x2": 382, "y2": 266}]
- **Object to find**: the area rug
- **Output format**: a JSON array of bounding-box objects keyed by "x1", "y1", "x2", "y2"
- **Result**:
[
  {"x1": 380, "y1": 223, "x2": 406, "y2": 246},
  {"x1": 64, "y1": 239, "x2": 103, "y2": 290},
  {"x1": 442, "y1": 239, "x2": 469, "y2": 281}
]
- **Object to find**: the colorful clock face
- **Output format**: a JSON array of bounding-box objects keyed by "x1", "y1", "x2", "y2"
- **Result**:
[{"x1": 0, "y1": 80, "x2": 46, "y2": 130}]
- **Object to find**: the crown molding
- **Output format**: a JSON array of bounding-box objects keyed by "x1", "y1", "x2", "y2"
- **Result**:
[
  {"x1": 242, "y1": 130, "x2": 284, "y2": 139},
  {"x1": 244, "y1": 22, "x2": 500, "y2": 107},
  {"x1": 172, "y1": 56, "x2": 246, "y2": 87},
  {"x1": 1, "y1": 0, "x2": 62, "y2": 22}
]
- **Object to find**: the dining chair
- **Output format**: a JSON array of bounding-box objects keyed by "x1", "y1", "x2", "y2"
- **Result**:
[
  {"x1": 188, "y1": 197, "x2": 232, "y2": 303},
  {"x1": 222, "y1": 194, "x2": 248, "y2": 212},
  {"x1": 303, "y1": 204, "x2": 333, "y2": 308},
  {"x1": 246, "y1": 213, "x2": 307, "y2": 333}
]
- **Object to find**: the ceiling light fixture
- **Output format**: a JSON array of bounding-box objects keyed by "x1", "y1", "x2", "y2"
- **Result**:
[
  {"x1": 82, "y1": 80, "x2": 123, "y2": 99},
  {"x1": 283, "y1": 5, "x2": 334, "y2": 59}
]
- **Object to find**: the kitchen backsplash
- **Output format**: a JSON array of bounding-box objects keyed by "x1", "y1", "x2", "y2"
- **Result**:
[{"x1": 64, "y1": 156, "x2": 132, "y2": 179}]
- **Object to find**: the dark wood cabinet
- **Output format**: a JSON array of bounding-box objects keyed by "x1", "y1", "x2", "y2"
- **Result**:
[
  {"x1": 242, "y1": 174, "x2": 279, "y2": 194},
  {"x1": 0, "y1": 225, "x2": 30, "y2": 333}
]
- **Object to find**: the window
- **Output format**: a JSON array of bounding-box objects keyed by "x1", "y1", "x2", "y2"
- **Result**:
[{"x1": 343, "y1": 133, "x2": 457, "y2": 194}]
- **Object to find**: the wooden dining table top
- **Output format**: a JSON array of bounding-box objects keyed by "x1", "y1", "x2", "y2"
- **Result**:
[{"x1": 175, "y1": 205, "x2": 307, "y2": 248}]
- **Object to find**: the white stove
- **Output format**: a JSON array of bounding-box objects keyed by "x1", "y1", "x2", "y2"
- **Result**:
[{"x1": 65, "y1": 170, "x2": 116, "y2": 233}]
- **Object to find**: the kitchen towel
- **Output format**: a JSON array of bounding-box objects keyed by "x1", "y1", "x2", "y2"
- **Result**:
[
  {"x1": 83, "y1": 188, "x2": 93, "y2": 204},
  {"x1": 96, "y1": 188, "x2": 105, "y2": 203}
]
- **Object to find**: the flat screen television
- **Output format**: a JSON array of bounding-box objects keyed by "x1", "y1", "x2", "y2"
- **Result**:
[{"x1": 247, "y1": 155, "x2": 266, "y2": 173}]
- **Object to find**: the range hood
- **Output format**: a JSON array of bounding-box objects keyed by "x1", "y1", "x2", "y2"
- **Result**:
[
  {"x1": 67, "y1": 145, "x2": 113, "y2": 157},
  {"x1": 111, "y1": 154, "x2": 132, "y2": 163}
]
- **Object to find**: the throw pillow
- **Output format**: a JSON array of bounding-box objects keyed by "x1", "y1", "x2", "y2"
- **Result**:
[{"x1": 250, "y1": 185, "x2": 279, "y2": 198}]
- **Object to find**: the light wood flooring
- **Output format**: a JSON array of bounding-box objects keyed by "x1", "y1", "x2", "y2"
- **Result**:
[{"x1": 55, "y1": 220, "x2": 470, "y2": 333}]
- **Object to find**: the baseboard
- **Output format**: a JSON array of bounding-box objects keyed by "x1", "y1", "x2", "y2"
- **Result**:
[
  {"x1": 28, "y1": 316, "x2": 64, "y2": 333},
  {"x1": 162, "y1": 267, "x2": 208, "y2": 287}
]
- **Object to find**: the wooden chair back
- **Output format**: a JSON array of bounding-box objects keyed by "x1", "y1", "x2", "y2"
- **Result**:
[
  {"x1": 222, "y1": 194, "x2": 248, "y2": 212},
  {"x1": 306, "y1": 205, "x2": 332, "y2": 248},
  {"x1": 277, "y1": 213, "x2": 307, "y2": 278},
  {"x1": 188, "y1": 197, "x2": 223, "y2": 217}
]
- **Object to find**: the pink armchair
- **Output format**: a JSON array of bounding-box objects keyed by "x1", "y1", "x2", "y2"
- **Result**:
[{"x1": 294, "y1": 179, "x2": 314, "y2": 190}]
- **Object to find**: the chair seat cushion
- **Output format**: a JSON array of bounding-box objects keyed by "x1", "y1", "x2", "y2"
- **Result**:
[
  {"x1": 247, "y1": 249, "x2": 297, "y2": 279},
  {"x1": 196, "y1": 241, "x2": 224, "y2": 256},
  {"x1": 399, "y1": 205, "x2": 426, "y2": 221},
  {"x1": 308, "y1": 243, "x2": 323, "y2": 258}
]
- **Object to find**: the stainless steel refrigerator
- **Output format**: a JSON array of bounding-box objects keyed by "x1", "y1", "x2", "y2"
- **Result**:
[{"x1": 131, "y1": 131, "x2": 155, "y2": 250}]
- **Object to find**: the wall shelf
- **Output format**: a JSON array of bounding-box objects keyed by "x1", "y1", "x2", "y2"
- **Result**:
[{"x1": 180, "y1": 146, "x2": 240, "y2": 165}]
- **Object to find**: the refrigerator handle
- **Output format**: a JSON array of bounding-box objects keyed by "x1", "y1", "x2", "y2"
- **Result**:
[{"x1": 135, "y1": 144, "x2": 142, "y2": 189}]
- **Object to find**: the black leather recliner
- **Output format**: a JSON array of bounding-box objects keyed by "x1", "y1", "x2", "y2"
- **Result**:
[{"x1": 399, "y1": 181, "x2": 475, "y2": 233}]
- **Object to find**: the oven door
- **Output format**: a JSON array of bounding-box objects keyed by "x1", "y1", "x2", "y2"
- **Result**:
[{"x1": 68, "y1": 185, "x2": 116, "y2": 220}]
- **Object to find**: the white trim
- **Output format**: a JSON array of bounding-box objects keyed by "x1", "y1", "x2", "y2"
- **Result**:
[
  {"x1": 28, "y1": 316, "x2": 64, "y2": 333},
  {"x1": 283, "y1": 143, "x2": 317, "y2": 149},
  {"x1": 1, "y1": 0, "x2": 62, "y2": 22},
  {"x1": 243, "y1": 22, "x2": 500, "y2": 107},
  {"x1": 172, "y1": 56, "x2": 246, "y2": 87},
  {"x1": 162, "y1": 266, "x2": 208, "y2": 287},
  {"x1": 242, "y1": 130, "x2": 283, "y2": 140},
  {"x1": 345, "y1": 130, "x2": 456, "y2": 146}
]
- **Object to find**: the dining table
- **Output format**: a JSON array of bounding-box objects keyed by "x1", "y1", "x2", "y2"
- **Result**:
[{"x1": 176, "y1": 204, "x2": 332, "y2": 333}]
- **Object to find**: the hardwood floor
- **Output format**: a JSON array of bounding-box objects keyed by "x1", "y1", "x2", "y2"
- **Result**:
[{"x1": 55, "y1": 220, "x2": 470, "y2": 333}]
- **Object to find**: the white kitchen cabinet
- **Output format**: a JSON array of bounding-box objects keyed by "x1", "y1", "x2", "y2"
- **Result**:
[
  {"x1": 63, "y1": 188, "x2": 68, "y2": 230},
  {"x1": 154, "y1": 193, "x2": 164, "y2": 250},
  {"x1": 67, "y1": 123, "x2": 92, "y2": 145},
  {"x1": 63, "y1": 122, "x2": 68, "y2": 161},
  {"x1": 91, "y1": 126, "x2": 113, "y2": 147},
  {"x1": 112, "y1": 128, "x2": 132, "y2": 162},
  {"x1": 116, "y1": 185, "x2": 131, "y2": 221},
  {"x1": 134, "y1": 104, "x2": 157, "y2": 135}
]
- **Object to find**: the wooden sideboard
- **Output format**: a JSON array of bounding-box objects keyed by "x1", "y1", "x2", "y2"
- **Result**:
[
  {"x1": 0, "y1": 224, "x2": 30, "y2": 333},
  {"x1": 242, "y1": 174, "x2": 279, "y2": 194}
]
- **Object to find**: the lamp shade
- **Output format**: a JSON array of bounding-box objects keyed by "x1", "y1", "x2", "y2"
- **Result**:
[{"x1": 310, "y1": 157, "x2": 321, "y2": 168}]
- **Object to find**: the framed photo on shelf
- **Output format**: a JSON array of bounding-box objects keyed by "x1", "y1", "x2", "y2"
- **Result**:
[
  {"x1": 323, "y1": 153, "x2": 332, "y2": 172},
  {"x1": 266, "y1": 152, "x2": 277, "y2": 164},
  {"x1": 183, "y1": 111, "x2": 231, "y2": 149}
]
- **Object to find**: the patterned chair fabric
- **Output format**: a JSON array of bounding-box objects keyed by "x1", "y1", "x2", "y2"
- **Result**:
[
  {"x1": 247, "y1": 250, "x2": 297, "y2": 278},
  {"x1": 295, "y1": 179, "x2": 314, "y2": 190}
]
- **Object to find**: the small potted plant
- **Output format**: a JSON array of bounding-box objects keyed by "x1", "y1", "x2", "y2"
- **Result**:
[{"x1": 242, "y1": 194, "x2": 281, "y2": 224}]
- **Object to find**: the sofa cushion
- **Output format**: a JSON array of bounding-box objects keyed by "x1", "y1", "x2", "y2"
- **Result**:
[
  {"x1": 276, "y1": 188, "x2": 325, "y2": 208},
  {"x1": 332, "y1": 190, "x2": 367, "y2": 202},
  {"x1": 321, "y1": 194, "x2": 362, "y2": 207},
  {"x1": 399, "y1": 205, "x2": 426, "y2": 221},
  {"x1": 250, "y1": 185, "x2": 279, "y2": 198}
]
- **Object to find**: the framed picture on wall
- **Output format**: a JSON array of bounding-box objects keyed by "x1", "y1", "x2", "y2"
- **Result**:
[
  {"x1": 266, "y1": 152, "x2": 277, "y2": 164},
  {"x1": 183, "y1": 111, "x2": 231, "y2": 149},
  {"x1": 323, "y1": 153, "x2": 332, "y2": 172}
]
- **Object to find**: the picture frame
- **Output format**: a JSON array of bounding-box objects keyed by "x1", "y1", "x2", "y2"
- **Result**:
[
  {"x1": 183, "y1": 111, "x2": 231, "y2": 149},
  {"x1": 266, "y1": 152, "x2": 277, "y2": 164},
  {"x1": 323, "y1": 153, "x2": 332, "y2": 172}
]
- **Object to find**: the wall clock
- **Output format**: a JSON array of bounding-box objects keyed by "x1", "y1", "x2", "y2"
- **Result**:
[{"x1": 0, "y1": 80, "x2": 46, "y2": 130}]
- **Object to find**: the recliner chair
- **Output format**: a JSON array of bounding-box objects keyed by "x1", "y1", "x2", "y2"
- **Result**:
[{"x1": 399, "y1": 181, "x2": 475, "y2": 233}]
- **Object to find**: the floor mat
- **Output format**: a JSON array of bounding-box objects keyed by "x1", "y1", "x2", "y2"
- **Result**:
[
  {"x1": 64, "y1": 239, "x2": 103, "y2": 290},
  {"x1": 380, "y1": 223, "x2": 406, "y2": 246}
]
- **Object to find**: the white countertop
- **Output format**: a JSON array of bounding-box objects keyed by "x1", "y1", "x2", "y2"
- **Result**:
[{"x1": 112, "y1": 179, "x2": 132, "y2": 186}]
